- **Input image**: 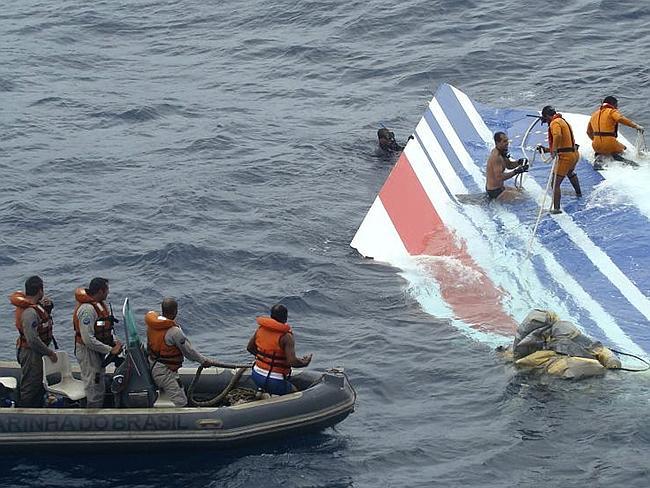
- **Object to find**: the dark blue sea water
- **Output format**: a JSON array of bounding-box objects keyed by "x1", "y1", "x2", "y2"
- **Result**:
[{"x1": 2, "y1": 1, "x2": 650, "y2": 486}]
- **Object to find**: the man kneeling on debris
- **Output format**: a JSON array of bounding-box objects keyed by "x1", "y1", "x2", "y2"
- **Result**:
[{"x1": 498, "y1": 309, "x2": 621, "y2": 379}]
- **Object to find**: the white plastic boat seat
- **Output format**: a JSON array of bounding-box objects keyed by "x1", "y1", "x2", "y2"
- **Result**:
[
  {"x1": 42, "y1": 351, "x2": 86, "y2": 401},
  {"x1": 0, "y1": 377, "x2": 17, "y2": 390},
  {"x1": 153, "y1": 390, "x2": 176, "y2": 408}
]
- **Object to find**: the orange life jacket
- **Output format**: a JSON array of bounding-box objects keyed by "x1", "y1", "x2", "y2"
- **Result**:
[
  {"x1": 548, "y1": 114, "x2": 577, "y2": 153},
  {"x1": 590, "y1": 103, "x2": 619, "y2": 137},
  {"x1": 145, "y1": 311, "x2": 183, "y2": 371},
  {"x1": 254, "y1": 316, "x2": 293, "y2": 377},
  {"x1": 72, "y1": 288, "x2": 115, "y2": 346},
  {"x1": 9, "y1": 291, "x2": 53, "y2": 349}
]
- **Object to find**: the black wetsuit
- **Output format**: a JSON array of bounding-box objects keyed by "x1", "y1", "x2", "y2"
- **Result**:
[
  {"x1": 378, "y1": 140, "x2": 403, "y2": 155},
  {"x1": 486, "y1": 187, "x2": 505, "y2": 200}
]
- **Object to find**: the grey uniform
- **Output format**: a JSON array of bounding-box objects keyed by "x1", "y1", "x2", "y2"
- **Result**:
[
  {"x1": 149, "y1": 326, "x2": 210, "y2": 407},
  {"x1": 17, "y1": 308, "x2": 54, "y2": 407},
  {"x1": 75, "y1": 303, "x2": 114, "y2": 408}
]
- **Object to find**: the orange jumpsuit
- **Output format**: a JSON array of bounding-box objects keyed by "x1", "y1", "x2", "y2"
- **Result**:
[
  {"x1": 549, "y1": 115, "x2": 579, "y2": 177},
  {"x1": 587, "y1": 103, "x2": 637, "y2": 155}
]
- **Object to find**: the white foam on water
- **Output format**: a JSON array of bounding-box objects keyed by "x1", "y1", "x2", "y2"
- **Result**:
[
  {"x1": 400, "y1": 249, "x2": 650, "y2": 367},
  {"x1": 564, "y1": 116, "x2": 650, "y2": 218},
  {"x1": 398, "y1": 256, "x2": 511, "y2": 348},
  {"x1": 390, "y1": 210, "x2": 580, "y2": 349},
  {"x1": 591, "y1": 155, "x2": 650, "y2": 219}
]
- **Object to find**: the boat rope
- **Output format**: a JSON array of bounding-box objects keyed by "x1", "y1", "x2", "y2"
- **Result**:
[
  {"x1": 187, "y1": 362, "x2": 253, "y2": 407},
  {"x1": 520, "y1": 115, "x2": 542, "y2": 167},
  {"x1": 609, "y1": 348, "x2": 650, "y2": 372},
  {"x1": 635, "y1": 129, "x2": 648, "y2": 159},
  {"x1": 533, "y1": 347, "x2": 650, "y2": 373},
  {"x1": 525, "y1": 153, "x2": 557, "y2": 260},
  {"x1": 514, "y1": 171, "x2": 522, "y2": 189}
]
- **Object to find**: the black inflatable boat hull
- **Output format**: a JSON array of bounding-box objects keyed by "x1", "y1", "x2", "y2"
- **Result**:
[{"x1": 0, "y1": 363, "x2": 355, "y2": 451}]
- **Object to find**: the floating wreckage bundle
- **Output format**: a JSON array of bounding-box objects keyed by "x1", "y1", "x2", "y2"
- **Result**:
[{"x1": 500, "y1": 309, "x2": 621, "y2": 379}]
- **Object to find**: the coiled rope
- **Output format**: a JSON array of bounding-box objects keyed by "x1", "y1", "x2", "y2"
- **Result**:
[{"x1": 187, "y1": 361, "x2": 253, "y2": 407}]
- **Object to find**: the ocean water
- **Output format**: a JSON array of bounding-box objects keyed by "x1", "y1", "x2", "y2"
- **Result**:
[{"x1": 1, "y1": 0, "x2": 650, "y2": 487}]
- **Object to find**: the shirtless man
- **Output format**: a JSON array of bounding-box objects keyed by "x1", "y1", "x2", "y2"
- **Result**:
[{"x1": 485, "y1": 131, "x2": 528, "y2": 201}]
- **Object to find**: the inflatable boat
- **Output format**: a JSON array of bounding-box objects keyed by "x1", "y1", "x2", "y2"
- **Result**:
[{"x1": 0, "y1": 300, "x2": 355, "y2": 451}]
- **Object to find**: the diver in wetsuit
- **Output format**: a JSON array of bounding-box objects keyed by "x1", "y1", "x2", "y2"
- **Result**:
[
  {"x1": 377, "y1": 128, "x2": 413, "y2": 156},
  {"x1": 485, "y1": 131, "x2": 528, "y2": 201}
]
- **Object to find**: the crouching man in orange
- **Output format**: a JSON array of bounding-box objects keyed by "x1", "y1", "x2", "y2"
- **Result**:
[
  {"x1": 146, "y1": 297, "x2": 221, "y2": 407},
  {"x1": 247, "y1": 304, "x2": 312, "y2": 395},
  {"x1": 587, "y1": 96, "x2": 644, "y2": 162}
]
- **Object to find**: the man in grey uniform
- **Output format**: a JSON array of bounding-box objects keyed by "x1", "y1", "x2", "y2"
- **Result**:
[
  {"x1": 145, "y1": 297, "x2": 221, "y2": 406},
  {"x1": 10, "y1": 276, "x2": 58, "y2": 407},
  {"x1": 73, "y1": 278, "x2": 122, "y2": 408}
]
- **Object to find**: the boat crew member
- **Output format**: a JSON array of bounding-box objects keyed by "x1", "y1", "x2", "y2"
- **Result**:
[
  {"x1": 536, "y1": 105, "x2": 582, "y2": 214},
  {"x1": 73, "y1": 277, "x2": 122, "y2": 408},
  {"x1": 586, "y1": 96, "x2": 644, "y2": 162},
  {"x1": 9, "y1": 276, "x2": 58, "y2": 407},
  {"x1": 485, "y1": 131, "x2": 528, "y2": 201},
  {"x1": 247, "y1": 304, "x2": 312, "y2": 395},
  {"x1": 145, "y1": 297, "x2": 221, "y2": 407}
]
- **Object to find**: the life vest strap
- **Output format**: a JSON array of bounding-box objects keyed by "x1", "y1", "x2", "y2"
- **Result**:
[
  {"x1": 594, "y1": 131, "x2": 617, "y2": 137},
  {"x1": 148, "y1": 352, "x2": 182, "y2": 366},
  {"x1": 557, "y1": 146, "x2": 578, "y2": 153},
  {"x1": 255, "y1": 349, "x2": 287, "y2": 361},
  {"x1": 256, "y1": 356, "x2": 289, "y2": 368}
]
